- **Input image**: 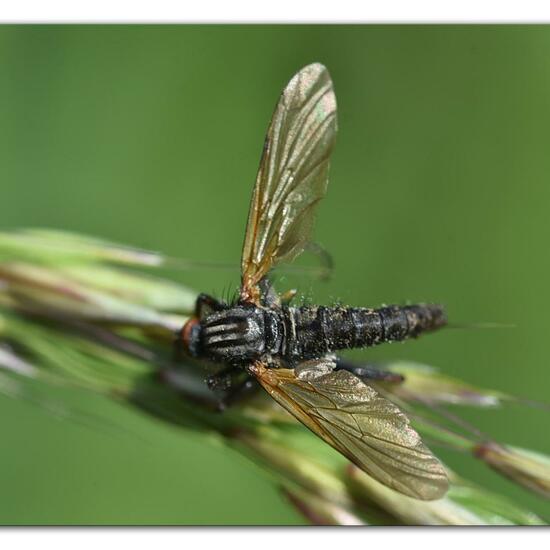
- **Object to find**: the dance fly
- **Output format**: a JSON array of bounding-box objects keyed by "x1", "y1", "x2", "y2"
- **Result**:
[{"x1": 179, "y1": 63, "x2": 449, "y2": 500}]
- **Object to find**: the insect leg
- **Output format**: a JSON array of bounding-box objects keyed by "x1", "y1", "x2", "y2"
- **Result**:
[
  {"x1": 217, "y1": 377, "x2": 259, "y2": 410},
  {"x1": 206, "y1": 364, "x2": 239, "y2": 392},
  {"x1": 207, "y1": 365, "x2": 260, "y2": 410},
  {"x1": 195, "y1": 293, "x2": 226, "y2": 319},
  {"x1": 334, "y1": 356, "x2": 404, "y2": 383}
]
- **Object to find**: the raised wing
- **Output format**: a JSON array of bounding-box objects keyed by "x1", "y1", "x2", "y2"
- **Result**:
[
  {"x1": 240, "y1": 63, "x2": 337, "y2": 304},
  {"x1": 250, "y1": 361, "x2": 449, "y2": 500}
]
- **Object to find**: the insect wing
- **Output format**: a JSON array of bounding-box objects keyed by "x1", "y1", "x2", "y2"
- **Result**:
[
  {"x1": 250, "y1": 362, "x2": 449, "y2": 500},
  {"x1": 240, "y1": 63, "x2": 337, "y2": 303}
]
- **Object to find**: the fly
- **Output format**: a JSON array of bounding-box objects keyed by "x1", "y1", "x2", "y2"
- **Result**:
[{"x1": 178, "y1": 63, "x2": 449, "y2": 500}]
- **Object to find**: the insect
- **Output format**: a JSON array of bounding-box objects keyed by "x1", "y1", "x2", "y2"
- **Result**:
[{"x1": 179, "y1": 63, "x2": 449, "y2": 500}]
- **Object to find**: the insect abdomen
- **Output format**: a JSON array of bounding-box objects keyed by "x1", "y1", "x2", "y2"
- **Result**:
[
  {"x1": 285, "y1": 304, "x2": 446, "y2": 359},
  {"x1": 353, "y1": 304, "x2": 447, "y2": 346}
]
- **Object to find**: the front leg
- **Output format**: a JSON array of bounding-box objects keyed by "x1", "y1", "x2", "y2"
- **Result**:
[
  {"x1": 195, "y1": 293, "x2": 226, "y2": 319},
  {"x1": 207, "y1": 365, "x2": 260, "y2": 411}
]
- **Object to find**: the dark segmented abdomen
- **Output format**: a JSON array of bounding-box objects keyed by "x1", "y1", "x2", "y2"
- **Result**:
[
  {"x1": 284, "y1": 304, "x2": 446, "y2": 359},
  {"x1": 353, "y1": 304, "x2": 447, "y2": 345}
]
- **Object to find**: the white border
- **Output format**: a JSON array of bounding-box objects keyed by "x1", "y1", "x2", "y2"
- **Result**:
[
  {"x1": 2, "y1": 1, "x2": 550, "y2": 23},
  {"x1": 0, "y1": 528, "x2": 547, "y2": 550},
  {"x1": 1, "y1": 4, "x2": 548, "y2": 546}
]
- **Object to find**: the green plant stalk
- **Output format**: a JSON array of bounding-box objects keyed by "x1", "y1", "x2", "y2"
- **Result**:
[{"x1": 0, "y1": 228, "x2": 548, "y2": 525}]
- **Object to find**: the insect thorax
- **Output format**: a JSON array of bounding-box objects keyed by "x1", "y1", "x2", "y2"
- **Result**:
[
  {"x1": 198, "y1": 305, "x2": 283, "y2": 365},
  {"x1": 198, "y1": 305, "x2": 339, "y2": 365}
]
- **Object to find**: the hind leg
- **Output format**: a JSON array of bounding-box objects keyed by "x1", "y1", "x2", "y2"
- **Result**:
[{"x1": 334, "y1": 357, "x2": 404, "y2": 383}]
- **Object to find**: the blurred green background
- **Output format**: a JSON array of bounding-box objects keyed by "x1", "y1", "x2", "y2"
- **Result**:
[{"x1": 0, "y1": 25, "x2": 549, "y2": 524}]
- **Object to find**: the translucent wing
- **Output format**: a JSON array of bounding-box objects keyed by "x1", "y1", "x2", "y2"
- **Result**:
[
  {"x1": 250, "y1": 361, "x2": 449, "y2": 500},
  {"x1": 240, "y1": 63, "x2": 337, "y2": 304}
]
